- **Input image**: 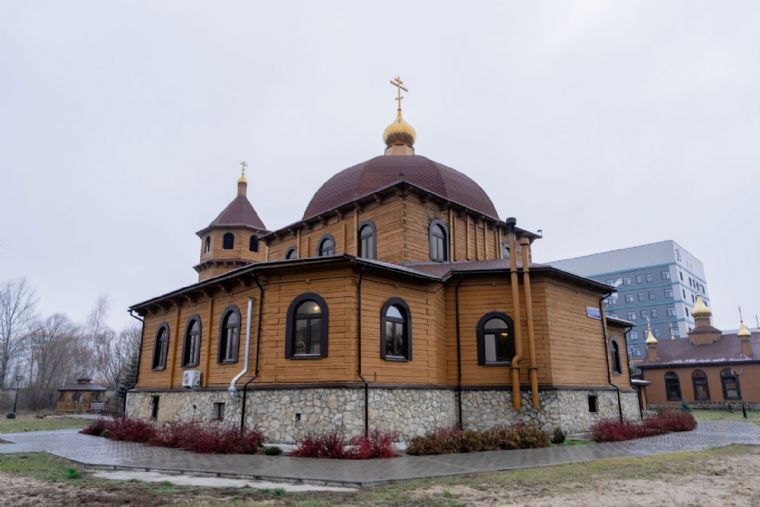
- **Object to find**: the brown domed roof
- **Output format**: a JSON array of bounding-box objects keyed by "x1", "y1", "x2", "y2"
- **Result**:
[
  {"x1": 303, "y1": 155, "x2": 500, "y2": 220},
  {"x1": 197, "y1": 195, "x2": 268, "y2": 236}
]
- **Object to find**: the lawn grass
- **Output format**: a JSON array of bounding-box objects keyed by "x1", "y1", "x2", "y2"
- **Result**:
[
  {"x1": 0, "y1": 452, "x2": 84, "y2": 482},
  {"x1": 0, "y1": 414, "x2": 90, "y2": 433},
  {"x1": 691, "y1": 408, "x2": 760, "y2": 425}
]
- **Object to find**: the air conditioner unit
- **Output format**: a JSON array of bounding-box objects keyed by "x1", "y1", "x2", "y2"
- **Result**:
[{"x1": 182, "y1": 370, "x2": 202, "y2": 388}]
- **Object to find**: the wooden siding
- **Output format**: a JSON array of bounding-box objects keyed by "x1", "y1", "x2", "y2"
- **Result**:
[{"x1": 642, "y1": 364, "x2": 760, "y2": 404}]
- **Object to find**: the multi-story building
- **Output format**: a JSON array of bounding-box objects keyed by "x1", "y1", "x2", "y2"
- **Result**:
[{"x1": 550, "y1": 240, "x2": 709, "y2": 360}]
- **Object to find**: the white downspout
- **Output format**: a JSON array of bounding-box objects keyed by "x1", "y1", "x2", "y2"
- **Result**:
[{"x1": 229, "y1": 297, "x2": 253, "y2": 395}]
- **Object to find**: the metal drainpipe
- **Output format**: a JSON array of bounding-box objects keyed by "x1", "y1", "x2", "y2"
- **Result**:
[
  {"x1": 240, "y1": 277, "x2": 265, "y2": 434},
  {"x1": 599, "y1": 295, "x2": 624, "y2": 423},
  {"x1": 506, "y1": 218, "x2": 523, "y2": 410},
  {"x1": 620, "y1": 323, "x2": 642, "y2": 419},
  {"x1": 356, "y1": 267, "x2": 369, "y2": 437},
  {"x1": 228, "y1": 298, "x2": 253, "y2": 395},
  {"x1": 126, "y1": 309, "x2": 145, "y2": 419},
  {"x1": 455, "y1": 277, "x2": 464, "y2": 429}
]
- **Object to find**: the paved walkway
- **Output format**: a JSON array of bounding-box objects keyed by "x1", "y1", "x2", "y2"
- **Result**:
[{"x1": 2, "y1": 421, "x2": 759, "y2": 487}]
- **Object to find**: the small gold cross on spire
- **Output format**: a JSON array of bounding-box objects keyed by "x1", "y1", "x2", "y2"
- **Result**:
[
  {"x1": 240, "y1": 160, "x2": 248, "y2": 178},
  {"x1": 390, "y1": 76, "x2": 408, "y2": 113}
]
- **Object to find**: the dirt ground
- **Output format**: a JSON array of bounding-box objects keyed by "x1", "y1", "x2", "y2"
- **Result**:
[{"x1": 2, "y1": 446, "x2": 760, "y2": 506}]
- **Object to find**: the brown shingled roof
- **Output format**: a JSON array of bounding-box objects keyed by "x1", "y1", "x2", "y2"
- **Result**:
[
  {"x1": 197, "y1": 194, "x2": 267, "y2": 235},
  {"x1": 639, "y1": 331, "x2": 760, "y2": 367},
  {"x1": 302, "y1": 155, "x2": 500, "y2": 221}
]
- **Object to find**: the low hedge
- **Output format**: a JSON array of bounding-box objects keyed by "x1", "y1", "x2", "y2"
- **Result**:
[
  {"x1": 406, "y1": 424, "x2": 550, "y2": 456},
  {"x1": 290, "y1": 430, "x2": 397, "y2": 459},
  {"x1": 590, "y1": 410, "x2": 697, "y2": 442}
]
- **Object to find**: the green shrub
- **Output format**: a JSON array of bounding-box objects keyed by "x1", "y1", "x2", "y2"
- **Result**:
[
  {"x1": 406, "y1": 424, "x2": 549, "y2": 456},
  {"x1": 551, "y1": 427, "x2": 566, "y2": 445},
  {"x1": 264, "y1": 446, "x2": 283, "y2": 456},
  {"x1": 6, "y1": 412, "x2": 16, "y2": 419}
]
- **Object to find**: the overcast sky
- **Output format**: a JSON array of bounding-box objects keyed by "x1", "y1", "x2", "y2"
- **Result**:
[{"x1": 2, "y1": 1, "x2": 759, "y2": 332}]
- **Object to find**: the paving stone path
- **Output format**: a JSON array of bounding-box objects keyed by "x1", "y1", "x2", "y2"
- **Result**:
[{"x1": 2, "y1": 421, "x2": 759, "y2": 487}]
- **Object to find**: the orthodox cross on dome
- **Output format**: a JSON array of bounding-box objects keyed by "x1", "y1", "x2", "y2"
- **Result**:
[
  {"x1": 239, "y1": 160, "x2": 248, "y2": 178},
  {"x1": 390, "y1": 76, "x2": 408, "y2": 112}
]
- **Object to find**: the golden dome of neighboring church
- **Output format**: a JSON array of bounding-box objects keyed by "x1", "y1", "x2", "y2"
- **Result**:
[
  {"x1": 645, "y1": 329, "x2": 658, "y2": 345},
  {"x1": 691, "y1": 296, "x2": 712, "y2": 318},
  {"x1": 383, "y1": 110, "x2": 416, "y2": 147},
  {"x1": 738, "y1": 321, "x2": 752, "y2": 339}
]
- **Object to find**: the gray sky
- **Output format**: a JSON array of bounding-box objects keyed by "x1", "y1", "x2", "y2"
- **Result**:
[{"x1": 1, "y1": 1, "x2": 759, "y2": 332}]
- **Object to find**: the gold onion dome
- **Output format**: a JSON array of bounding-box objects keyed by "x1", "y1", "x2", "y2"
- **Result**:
[
  {"x1": 238, "y1": 174, "x2": 248, "y2": 184},
  {"x1": 383, "y1": 110, "x2": 416, "y2": 147},
  {"x1": 646, "y1": 329, "x2": 658, "y2": 345},
  {"x1": 692, "y1": 296, "x2": 712, "y2": 318},
  {"x1": 738, "y1": 321, "x2": 752, "y2": 339}
]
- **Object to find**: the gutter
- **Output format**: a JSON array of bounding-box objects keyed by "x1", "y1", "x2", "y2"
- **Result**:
[
  {"x1": 619, "y1": 323, "x2": 644, "y2": 419},
  {"x1": 356, "y1": 266, "x2": 369, "y2": 437},
  {"x1": 454, "y1": 277, "x2": 464, "y2": 429},
  {"x1": 240, "y1": 277, "x2": 265, "y2": 433},
  {"x1": 126, "y1": 309, "x2": 145, "y2": 419},
  {"x1": 506, "y1": 217, "x2": 524, "y2": 410},
  {"x1": 229, "y1": 297, "x2": 253, "y2": 395},
  {"x1": 598, "y1": 294, "x2": 624, "y2": 423}
]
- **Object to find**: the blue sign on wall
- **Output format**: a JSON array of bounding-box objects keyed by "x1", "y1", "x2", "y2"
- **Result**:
[{"x1": 586, "y1": 307, "x2": 602, "y2": 320}]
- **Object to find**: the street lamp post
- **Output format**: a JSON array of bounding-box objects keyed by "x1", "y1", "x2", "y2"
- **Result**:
[
  {"x1": 731, "y1": 368, "x2": 746, "y2": 419},
  {"x1": 12, "y1": 375, "x2": 22, "y2": 415}
]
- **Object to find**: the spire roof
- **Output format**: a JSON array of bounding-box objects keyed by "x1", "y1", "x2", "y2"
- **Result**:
[
  {"x1": 196, "y1": 170, "x2": 268, "y2": 236},
  {"x1": 692, "y1": 296, "x2": 712, "y2": 318}
]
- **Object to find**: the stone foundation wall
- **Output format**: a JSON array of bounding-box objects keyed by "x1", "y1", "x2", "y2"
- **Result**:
[{"x1": 126, "y1": 386, "x2": 641, "y2": 443}]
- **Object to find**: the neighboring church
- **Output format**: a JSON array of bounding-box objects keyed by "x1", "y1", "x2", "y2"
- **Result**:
[
  {"x1": 639, "y1": 296, "x2": 760, "y2": 409},
  {"x1": 126, "y1": 79, "x2": 640, "y2": 443}
]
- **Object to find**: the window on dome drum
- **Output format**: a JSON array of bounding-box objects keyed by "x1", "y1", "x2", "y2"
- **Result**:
[
  {"x1": 664, "y1": 371, "x2": 682, "y2": 401},
  {"x1": 610, "y1": 339, "x2": 622, "y2": 374},
  {"x1": 692, "y1": 370, "x2": 710, "y2": 401},
  {"x1": 476, "y1": 312, "x2": 515, "y2": 365},
  {"x1": 285, "y1": 247, "x2": 297, "y2": 260},
  {"x1": 285, "y1": 293, "x2": 328, "y2": 359},
  {"x1": 721, "y1": 368, "x2": 741, "y2": 400},
  {"x1": 249, "y1": 235, "x2": 259, "y2": 252},
  {"x1": 182, "y1": 316, "x2": 201, "y2": 367},
  {"x1": 380, "y1": 298, "x2": 411, "y2": 360},
  {"x1": 318, "y1": 235, "x2": 335, "y2": 257},
  {"x1": 429, "y1": 220, "x2": 448, "y2": 262},
  {"x1": 358, "y1": 221, "x2": 377, "y2": 260},
  {"x1": 223, "y1": 233, "x2": 235, "y2": 250},
  {"x1": 152, "y1": 324, "x2": 169, "y2": 371},
  {"x1": 218, "y1": 306, "x2": 241, "y2": 363},
  {"x1": 204, "y1": 236, "x2": 211, "y2": 253}
]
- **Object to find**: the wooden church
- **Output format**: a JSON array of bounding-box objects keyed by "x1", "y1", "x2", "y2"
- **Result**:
[{"x1": 127, "y1": 79, "x2": 640, "y2": 442}]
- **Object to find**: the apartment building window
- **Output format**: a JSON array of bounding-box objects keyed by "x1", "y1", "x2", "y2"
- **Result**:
[
  {"x1": 623, "y1": 277, "x2": 631, "y2": 286},
  {"x1": 664, "y1": 289, "x2": 673, "y2": 298},
  {"x1": 638, "y1": 293, "x2": 645, "y2": 302},
  {"x1": 627, "y1": 312, "x2": 637, "y2": 320},
  {"x1": 682, "y1": 289, "x2": 686, "y2": 298},
  {"x1": 635, "y1": 275, "x2": 643, "y2": 284},
  {"x1": 654, "y1": 328, "x2": 662, "y2": 338},
  {"x1": 688, "y1": 277, "x2": 693, "y2": 287},
  {"x1": 667, "y1": 307, "x2": 676, "y2": 317},
  {"x1": 692, "y1": 294, "x2": 696, "y2": 303},
  {"x1": 648, "y1": 291, "x2": 655, "y2": 301},
  {"x1": 605, "y1": 279, "x2": 614, "y2": 286},
  {"x1": 630, "y1": 331, "x2": 640, "y2": 340},
  {"x1": 625, "y1": 294, "x2": 635, "y2": 303},
  {"x1": 661, "y1": 271, "x2": 671, "y2": 280},
  {"x1": 686, "y1": 308, "x2": 690, "y2": 317},
  {"x1": 640, "y1": 310, "x2": 648, "y2": 319},
  {"x1": 651, "y1": 309, "x2": 657, "y2": 318},
  {"x1": 679, "y1": 271, "x2": 684, "y2": 281},
  {"x1": 646, "y1": 274, "x2": 653, "y2": 283}
]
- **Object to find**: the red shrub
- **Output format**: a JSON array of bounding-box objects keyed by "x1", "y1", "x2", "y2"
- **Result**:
[
  {"x1": 591, "y1": 411, "x2": 697, "y2": 442},
  {"x1": 105, "y1": 418, "x2": 157, "y2": 443},
  {"x1": 153, "y1": 421, "x2": 264, "y2": 454},
  {"x1": 80, "y1": 418, "x2": 111, "y2": 437},
  {"x1": 291, "y1": 431, "x2": 350, "y2": 458},
  {"x1": 406, "y1": 424, "x2": 550, "y2": 456},
  {"x1": 406, "y1": 427, "x2": 464, "y2": 456},
  {"x1": 350, "y1": 430, "x2": 398, "y2": 459},
  {"x1": 645, "y1": 411, "x2": 697, "y2": 433}
]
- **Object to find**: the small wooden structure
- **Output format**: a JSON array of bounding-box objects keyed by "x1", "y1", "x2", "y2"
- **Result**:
[{"x1": 56, "y1": 378, "x2": 108, "y2": 413}]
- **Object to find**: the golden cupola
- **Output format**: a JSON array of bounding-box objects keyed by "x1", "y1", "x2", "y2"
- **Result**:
[
  {"x1": 692, "y1": 296, "x2": 712, "y2": 318},
  {"x1": 383, "y1": 76, "x2": 416, "y2": 155},
  {"x1": 645, "y1": 329, "x2": 658, "y2": 345}
]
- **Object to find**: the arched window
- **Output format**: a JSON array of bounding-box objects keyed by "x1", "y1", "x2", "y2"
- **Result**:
[
  {"x1": 204, "y1": 236, "x2": 211, "y2": 253},
  {"x1": 182, "y1": 316, "x2": 202, "y2": 367},
  {"x1": 249, "y1": 235, "x2": 259, "y2": 252},
  {"x1": 664, "y1": 371, "x2": 682, "y2": 401},
  {"x1": 692, "y1": 370, "x2": 710, "y2": 401},
  {"x1": 721, "y1": 368, "x2": 741, "y2": 400},
  {"x1": 380, "y1": 298, "x2": 411, "y2": 360},
  {"x1": 285, "y1": 293, "x2": 328, "y2": 358},
  {"x1": 358, "y1": 221, "x2": 377, "y2": 260},
  {"x1": 285, "y1": 247, "x2": 297, "y2": 260},
  {"x1": 429, "y1": 220, "x2": 448, "y2": 262},
  {"x1": 476, "y1": 312, "x2": 514, "y2": 365},
  {"x1": 318, "y1": 235, "x2": 335, "y2": 257},
  {"x1": 218, "y1": 306, "x2": 241, "y2": 363},
  {"x1": 152, "y1": 324, "x2": 169, "y2": 371},
  {"x1": 610, "y1": 339, "x2": 622, "y2": 374},
  {"x1": 223, "y1": 233, "x2": 235, "y2": 250}
]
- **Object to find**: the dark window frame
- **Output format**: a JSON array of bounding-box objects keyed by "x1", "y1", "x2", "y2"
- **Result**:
[
  {"x1": 610, "y1": 339, "x2": 622, "y2": 375},
  {"x1": 380, "y1": 298, "x2": 412, "y2": 361},
  {"x1": 692, "y1": 369, "x2": 710, "y2": 401},
  {"x1": 150, "y1": 396, "x2": 160, "y2": 419},
  {"x1": 285, "y1": 246, "x2": 298, "y2": 260},
  {"x1": 249, "y1": 235, "x2": 259, "y2": 252},
  {"x1": 222, "y1": 232, "x2": 235, "y2": 250},
  {"x1": 317, "y1": 234, "x2": 336, "y2": 257},
  {"x1": 181, "y1": 315, "x2": 202, "y2": 368},
  {"x1": 720, "y1": 368, "x2": 742, "y2": 400},
  {"x1": 358, "y1": 220, "x2": 377, "y2": 260},
  {"x1": 665, "y1": 371, "x2": 682, "y2": 401},
  {"x1": 588, "y1": 395, "x2": 599, "y2": 413},
  {"x1": 428, "y1": 219, "x2": 449, "y2": 262},
  {"x1": 151, "y1": 323, "x2": 170, "y2": 371},
  {"x1": 213, "y1": 402, "x2": 225, "y2": 421},
  {"x1": 285, "y1": 293, "x2": 329, "y2": 359},
  {"x1": 204, "y1": 236, "x2": 211, "y2": 253},
  {"x1": 476, "y1": 312, "x2": 515, "y2": 366},
  {"x1": 217, "y1": 305, "x2": 241, "y2": 364}
]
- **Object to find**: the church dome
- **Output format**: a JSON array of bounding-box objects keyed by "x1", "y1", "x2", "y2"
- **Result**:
[
  {"x1": 691, "y1": 296, "x2": 712, "y2": 318},
  {"x1": 383, "y1": 111, "x2": 417, "y2": 147},
  {"x1": 303, "y1": 155, "x2": 500, "y2": 221}
]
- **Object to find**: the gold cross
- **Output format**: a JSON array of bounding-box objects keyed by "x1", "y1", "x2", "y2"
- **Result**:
[
  {"x1": 646, "y1": 315, "x2": 651, "y2": 330},
  {"x1": 390, "y1": 76, "x2": 408, "y2": 112},
  {"x1": 240, "y1": 161, "x2": 247, "y2": 177},
  {"x1": 739, "y1": 306, "x2": 744, "y2": 322}
]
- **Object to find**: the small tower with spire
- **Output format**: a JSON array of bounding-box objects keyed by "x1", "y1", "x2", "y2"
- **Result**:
[
  {"x1": 383, "y1": 76, "x2": 417, "y2": 156},
  {"x1": 737, "y1": 307, "x2": 754, "y2": 358},
  {"x1": 645, "y1": 316, "x2": 658, "y2": 361},
  {"x1": 687, "y1": 296, "x2": 722, "y2": 345},
  {"x1": 194, "y1": 162, "x2": 269, "y2": 281}
]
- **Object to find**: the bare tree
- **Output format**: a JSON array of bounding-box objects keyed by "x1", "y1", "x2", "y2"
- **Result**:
[
  {"x1": 0, "y1": 278, "x2": 37, "y2": 389},
  {"x1": 84, "y1": 296, "x2": 140, "y2": 388}
]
